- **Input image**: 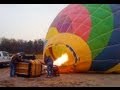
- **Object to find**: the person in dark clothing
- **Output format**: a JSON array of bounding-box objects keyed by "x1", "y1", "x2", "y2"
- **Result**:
[
  {"x1": 10, "y1": 53, "x2": 22, "y2": 77},
  {"x1": 44, "y1": 55, "x2": 53, "y2": 77}
]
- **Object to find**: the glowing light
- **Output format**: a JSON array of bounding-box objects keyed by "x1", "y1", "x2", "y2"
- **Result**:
[{"x1": 53, "y1": 53, "x2": 68, "y2": 66}]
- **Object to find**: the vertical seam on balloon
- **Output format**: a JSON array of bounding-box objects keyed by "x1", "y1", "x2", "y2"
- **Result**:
[
  {"x1": 59, "y1": 15, "x2": 70, "y2": 32},
  {"x1": 66, "y1": 44, "x2": 78, "y2": 64},
  {"x1": 76, "y1": 6, "x2": 111, "y2": 37},
  {"x1": 65, "y1": 5, "x2": 85, "y2": 33},
  {"x1": 86, "y1": 4, "x2": 113, "y2": 59},
  {"x1": 72, "y1": 4, "x2": 104, "y2": 34},
  {"x1": 87, "y1": 5, "x2": 115, "y2": 42},
  {"x1": 87, "y1": 16, "x2": 114, "y2": 43},
  {"x1": 88, "y1": 29, "x2": 113, "y2": 43},
  {"x1": 81, "y1": 5, "x2": 113, "y2": 39}
]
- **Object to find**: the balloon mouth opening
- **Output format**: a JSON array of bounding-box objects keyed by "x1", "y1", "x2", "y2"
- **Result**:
[
  {"x1": 43, "y1": 43, "x2": 78, "y2": 73},
  {"x1": 44, "y1": 33, "x2": 92, "y2": 73},
  {"x1": 53, "y1": 53, "x2": 69, "y2": 66}
]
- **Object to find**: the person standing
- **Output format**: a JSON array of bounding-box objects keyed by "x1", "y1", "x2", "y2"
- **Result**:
[
  {"x1": 44, "y1": 55, "x2": 53, "y2": 78},
  {"x1": 10, "y1": 53, "x2": 22, "y2": 77}
]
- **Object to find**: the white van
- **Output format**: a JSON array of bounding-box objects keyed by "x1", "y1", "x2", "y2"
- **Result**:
[{"x1": 0, "y1": 51, "x2": 11, "y2": 66}]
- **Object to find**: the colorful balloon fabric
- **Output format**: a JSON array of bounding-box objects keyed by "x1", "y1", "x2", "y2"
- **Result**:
[{"x1": 44, "y1": 4, "x2": 120, "y2": 73}]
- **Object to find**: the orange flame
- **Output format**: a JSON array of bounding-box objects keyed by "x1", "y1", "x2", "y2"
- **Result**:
[{"x1": 53, "y1": 53, "x2": 68, "y2": 66}]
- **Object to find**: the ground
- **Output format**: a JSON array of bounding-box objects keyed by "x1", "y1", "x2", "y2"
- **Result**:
[{"x1": 0, "y1": 66, "x2": 120, "y2": 87}]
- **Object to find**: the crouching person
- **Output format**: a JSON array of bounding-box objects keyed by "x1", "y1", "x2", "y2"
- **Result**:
[{"x1": 10, "y1": 53, "x2": 22, "y2": 77}]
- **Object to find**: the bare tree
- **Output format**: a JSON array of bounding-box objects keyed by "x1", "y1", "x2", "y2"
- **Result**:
[{"x1": 0, "y1": 37, "x2": 44, "y2": 54}]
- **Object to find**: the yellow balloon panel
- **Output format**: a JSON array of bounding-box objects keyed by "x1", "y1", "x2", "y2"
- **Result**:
[
  {"x1": 44, "y1": 33, "x2": 92, "y2": 73},
  {"x1": 105, "y1": 63, "x2": 120, "y2": 73},
  {"x1": 46, "y1": 27, "x2": 59, "y2": 40},
  {"x1": 45, "y1": 48, "x2": 51, "y2": 57},
  {"x1": 52, "y1": 44, "x2": 66, "y2": 58}
]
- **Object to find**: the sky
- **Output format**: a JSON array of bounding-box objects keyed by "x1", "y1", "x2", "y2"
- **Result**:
[{"x1": 0, "y1": 4, "x2": 69, "y2": 41}]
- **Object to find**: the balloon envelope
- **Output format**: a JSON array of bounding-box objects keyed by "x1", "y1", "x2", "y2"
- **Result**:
[{"x1": 44, "y1": 4, "x2": 120, "y2": 73}]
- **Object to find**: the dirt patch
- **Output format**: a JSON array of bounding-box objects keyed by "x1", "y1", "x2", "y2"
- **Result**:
[{"x1": 0, "y1": 67, "x2": 120, "y2": 87}]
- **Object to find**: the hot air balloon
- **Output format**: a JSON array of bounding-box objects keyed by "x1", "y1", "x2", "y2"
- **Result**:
[{"x1": 43, "y1": 4, "x2": 120, "y2": 73}]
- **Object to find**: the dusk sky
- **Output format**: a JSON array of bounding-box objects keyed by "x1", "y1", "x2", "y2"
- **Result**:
[{"x1": 0, "y1": 4, "x2": 68, "y2": 41}]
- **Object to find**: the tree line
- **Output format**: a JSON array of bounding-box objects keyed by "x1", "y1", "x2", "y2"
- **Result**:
[{"x1": 0, "y1": 37, "x2": 44, "y2": 54}]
